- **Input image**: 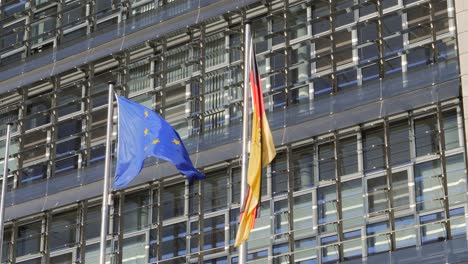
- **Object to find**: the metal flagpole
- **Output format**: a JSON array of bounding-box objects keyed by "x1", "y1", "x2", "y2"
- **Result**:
[
  {"x1": 239, "y1": 21, "x2": 251, "y2": 264},
  {"x1": 99, "y1": 81, "x2": 115, "y2": 264},
  {"x1": 0, "y1": 123, "x2": 12, "y2": 264}
]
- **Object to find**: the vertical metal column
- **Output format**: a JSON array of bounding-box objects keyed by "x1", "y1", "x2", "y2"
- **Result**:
[
  {"x1": 436, "y1": 104, "x2": 452, "y2": 240},
  {"x1": 383, "y1": 119, "x2": 396, "y2": 250},
  {"x1": 334, "y1": 133, "x2": 344, "y2": 262},
  {"x1": 99, "y1": 82, "x2": 115, "y2": 264},
  {"x1": 377, "y1": 0, "x2": 385, "y2": 79},
  {"x1": 0, "y1": 123, "x2": 12, "y2": 264}
]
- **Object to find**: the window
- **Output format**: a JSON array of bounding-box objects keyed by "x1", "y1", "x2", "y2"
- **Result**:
[
  {"x1": 414, "y1": 115, "x2": 439, "y2": 156},
  {"x1": 449, "y1": 207, "x2": 466, "y2": 238},
  {"x1": 392, "y1": 171, "x2": 410, "y2": 210},
  {"x1": 85, "y1": 205, "x2": 101, "y2": 240},
  {"x1": 203, "y1": 170, "x2": 228, "y2": 212},
  {"x1": 123, "y1": 191, "x2": 149, "y2": 233},
  {"x1": 16, "y1": 221, "x2": 42, "y2": 257},
  {"x1": 122, "y1": 235, "x2": 146, "y2": 264},
  {"x1": 367, "y1": 221, "x2": 390, "y2": 254},
  {"x1": 446, "y1": 154, "x2": 466, "y2": 206},
  {"x1": 321, "y1": 235, "x2": 338, "y2": 263},
  {"x1": 289, "y1": 5, "x2": 308, "y2": 39},
  {"x1": 292, "y1": 146, "x2": 314, "y2": 190},
  {"x1": 202, "y1": 215, "x2": 225, "y2": 251},
  {"x1": 389, "y1": 120, "x2": 410, "y2": 165},
  {"x1": 128, "y1": 60, "x2": 151, "y2": 94},
  {"x1": 363, "y1": 126, "x2": 385, "y2": 171},
  {"x1": 56, "y1": 84, "x2": 82, "y2": 117},
  {"x1": 395, "y1": 216, "x2": 416, "y2": 248},
  {"x1": 343, "y1": 230, "x2": 361, "y2": 259},
  {"x1": 342, "y1": 179, "x2": 363, "y2": 229},
  {"x1": 294, "y1": 237, "x2": 317, "y2": 263},
  {"x1": 272, "y1": 153, "x2": 288, "y2": 195},
  {"x1": 414, "y1": 160, "x2": 443, "y2": 211},
  {"x1": 317, "y1": 185, "x2": 337, "y2": 232},
  {"x1": 319, "y1": 143, "x2": 335, "y2": 181},
  {"x1": 161, "y1": 222, "x2": 186, "y2": 260},
  {"x1": 162, "y1": 183, "x2": 185, "y2": 220},
  {"x1": 443, "y1": 110, "x2": 460, "y2": 150},
  {"x1": 274, "y1": 199, "x2": 289, "y2": 235},
  {"x1": 248, "y1": 201, "x2": 271, "y2": 248},
  {"x1": 420, "y1": 212, "x2": 446, "y2": 244},
  {"x1": 293, "y1": 194, "x2": 314, "y2": 238},
  {"x1": 338, "y1": 136, "x2": 358, "y2": 175},
  {"x1": 49, "y1": 211, "x2": 77, "y2": 251},
  {"x1": 367, "y1": 176, "x2": 388, "y2": 214}
]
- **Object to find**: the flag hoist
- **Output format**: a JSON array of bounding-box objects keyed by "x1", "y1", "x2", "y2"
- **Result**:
[{"x1": 235, "y1": 22, "x2": 277, "y2": 251}]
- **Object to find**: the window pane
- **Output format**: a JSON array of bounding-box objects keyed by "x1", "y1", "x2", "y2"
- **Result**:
[
  {"x1": 395, "y1": 216, "x2": 416, "y2": 248},
  {"x1": 161, "y1": 222, "x2": 186, "y2": 259},
  {"x1": 363, "y1": 126, "x2": 385, "y2": 171},
  {"x1": 49, "y1": 211, "x2": 77, "y2": 251},
  {"x1": 443, "y1": 110, "x2": 459, "y2": 150},
  {"x1": 293, "y1": 194, "x2": 314, "y2": 238},
  {"x1": 293, "y1": 146, "x2": 314, "y2": 190},
  {"x1": 203, "y1": 215, "x2": 225, "y2": 251},
  {"x1": 392, "y1": 171, "x2": 410, "y2": 210},
  {"x1": 367, "y1": 176, "x2": 388, "y2": 214},
  {"x1": 450, "y1": 208, "x2": 466, "y2": 238},
  {"x1": 85, "y1": 205, "x2": 101, "y2": 240},
  {"x1": 321, "y1": 235, "x2": 338, "y2": 263},
  {"x1": 294, "y1": 238, "x2": 317, "y2": 263},
  {"x1": 367, "y1": 221, "x2": 390, "y2": 254},
  {"x1": 122, "y1": 235, "x2": 146, "y2": 264},
  {"x1": 204, "y1": 171, "x2": 228, "y2": 212},
  {"x1": 123, "y1": 191, "x2": 149, "y2": 233},
  {"x1": 389, "y1": 120, "x2": 410, "y2": 166},
  {"x1": 16, "y1": 221, "x2": 42, "y2": 257},
  {"x1": 446, "y1": 154, "x2": 466, "y2": 205},
  {"x1": 414, "y1": 160, "x2": 443, "y2": 211},
  {"x1": 339, "y1": 136, "x2": 358, "y2": 175},
  {"x1": 274, "y1": 199, "x2": 289, "y2": 235},
  {"x1": 272, "y1": 153, "x2": 288, "y2": 195},
  {"x1": 415, "y1": 115, "x2": 439, "y2": 156},
  {"x1": 420, "y1": 212, "x2": 446, "y2": 244},
  {"x1": 318, "y1": 185, "x2": 337, "y2": 228},
  {"x1": 248, "y1": 201, "x2": 271, "y2": 249},
  {"x1": 319, "y1": 143, "x2": 335, "y2": 181},
  {"x1": 50, "y1": 253, "x2": 73, "y2": 264},
  {"x1": 343, "y1": 230, "x2": 361, "y2": 259},
  {"x1": 342, "y1": 179, "x2": 363, "y2": 229},
  {"x1": 162, "y1": 183, "x2": 185, "y2": 220}
]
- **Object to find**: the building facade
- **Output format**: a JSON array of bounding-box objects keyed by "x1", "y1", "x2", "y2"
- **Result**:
[{"x1": 0, "y1": 0, "x2": 468, "y2": 263}]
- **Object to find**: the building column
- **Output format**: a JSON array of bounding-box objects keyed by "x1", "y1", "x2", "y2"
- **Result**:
[{"x1": 455, "y1": 0, "x2": 468, "y2": 151}]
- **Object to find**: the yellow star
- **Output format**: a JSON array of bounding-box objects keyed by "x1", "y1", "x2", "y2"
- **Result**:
[
  {"x1": 144, "y1": 111, "x2": 149, "y2": 118},
  {"x1": 152, "y1": 139, "x2": 160, "y2": 145},
  {"x1": 144, "y1": 128, "x2": 149, "y2": 136},
  {"x1": 172, "y1": 139, "x2": 180, "y2": 145}
]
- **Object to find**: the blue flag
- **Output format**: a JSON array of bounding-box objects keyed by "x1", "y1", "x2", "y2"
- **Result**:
[{"x1": 114, "y1": 96, "x2": 205, "y2": 188}]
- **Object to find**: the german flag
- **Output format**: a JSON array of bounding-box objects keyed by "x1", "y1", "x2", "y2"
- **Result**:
[{"x1": 235, "y1": 40, "x2": 276, "y2": 247}]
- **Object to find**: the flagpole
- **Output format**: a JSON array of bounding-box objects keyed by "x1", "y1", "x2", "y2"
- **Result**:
[
  {"x1": 99, "y1": 81, "x2": 115, "y2": 264},
  {"x1": 239, "y1": 21, "x2": 251, "y2": 264},
  {"x1": 0, "y1": 123, "x2": 12, "y2": 264}
]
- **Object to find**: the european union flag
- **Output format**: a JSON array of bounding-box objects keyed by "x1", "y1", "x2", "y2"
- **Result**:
[{"x1": 114, "y1": 96, "x2": 205, "y2": 188}]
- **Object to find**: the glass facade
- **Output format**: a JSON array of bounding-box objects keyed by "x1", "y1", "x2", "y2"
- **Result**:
[{"x1": 0, "y1": 0, "x2": 465, "y2": 263}]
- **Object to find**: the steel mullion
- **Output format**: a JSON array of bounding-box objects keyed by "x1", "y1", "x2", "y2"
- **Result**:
[
  {"x1": 383, "y1": 118, "x2": 396, "y2": 251},
  {"x1": 334, "y1": 133, "x2": 344, "y2": 262},
  {"x1": 436, "y1": 104, "x2": 451, "y2": 240}
]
